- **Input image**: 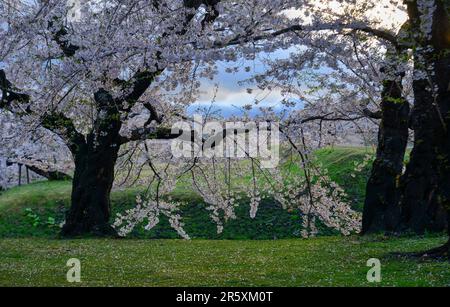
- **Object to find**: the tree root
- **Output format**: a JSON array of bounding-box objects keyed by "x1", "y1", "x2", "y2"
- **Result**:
[
  {"x1": 412, "y1": 241, "x2": 449, "y2": 260},
  {"x1": 388, "y1": 240, "x2": 449, "y2": 261}
]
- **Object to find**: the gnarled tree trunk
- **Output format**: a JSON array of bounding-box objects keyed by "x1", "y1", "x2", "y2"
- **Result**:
[
  {"x1": 61, "y1": 89, "x2": 122, "y2": 237},
  {"x1": 61, "y1": 143, "x2": 120, "y2": 236},
  {"x1": 431, "y1": 1, "x2": 450, "y2": 243},
  {"x1": 398, "y1": 77, "x2": 446, "y2": 234},
  {"x1": 399, "y1": 0, "x2": 449, "y2": 235},
  {"x1": 404, "y1": 0, "x2": 450, "y2": 258},
  {"x1": 362, "y1": 74, "x2": 410, "y2": 234}
]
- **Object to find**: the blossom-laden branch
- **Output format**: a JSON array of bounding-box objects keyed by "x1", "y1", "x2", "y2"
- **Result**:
[
  {"x1": 1, "y1": 69, "x2": 86, "y2": 151},
  {"x1": 6, "y1": 158, "x2": 72, "y2": 181},
  {"x1": 214, "y1": 22, "x2": 399, "y2": 49}
]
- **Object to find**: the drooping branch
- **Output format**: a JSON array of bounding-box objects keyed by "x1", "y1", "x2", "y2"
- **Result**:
[
  {"x1": 6, "y1": 158, "x2": 72, "y2": 181},
  {"x1": 120, "y1": 126, "x2": 195, "y2": 144},
  {"x1": 1, "y1": 69, "x2": 85, "y2": 153},
  {"x1": 120, "y1": 111, "x2": 366, "y2": 146},
  {"x1": 285, "y1": 113, "x2": 366, "y2": 126},
  {"x1": 119, "y1": 124, "x2": 243, "y2": 145}
]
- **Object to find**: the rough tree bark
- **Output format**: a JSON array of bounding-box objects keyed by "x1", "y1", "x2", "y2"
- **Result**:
[
  {"x1": 63, "y1": 145, "x2": 120, "y2": 236},
  {"x1": 362, "y1": 63, "x2": 410, "y2": 234},
  {"x1": 398, "y1": 0, "x2": 449, "y2": 235},
  {"x1": 57, "y1": 89, "x2": 122, "y2": 236},
  {"x1": 398, "y1": 77, "x2": 447, "y2": 234},
  {"x1": 426, "y1": 0, "x2": 450, "y2": 257}
]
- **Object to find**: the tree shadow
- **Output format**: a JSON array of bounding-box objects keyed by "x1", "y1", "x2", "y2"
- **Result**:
[{"x1": 386, "y1": 241, "x2": 449, "y2": 262}]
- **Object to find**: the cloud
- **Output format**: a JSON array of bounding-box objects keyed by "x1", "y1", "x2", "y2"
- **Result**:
[{"x1": 196, "y1": 83, "x2": 285, "y2": 108}]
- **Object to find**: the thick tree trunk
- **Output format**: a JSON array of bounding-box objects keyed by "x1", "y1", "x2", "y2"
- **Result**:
[
  {"x1": 399, "y1": 75, "x2": 448, "y2": 233},
  {"x1": 399, "y1": 143, "x2": 447, "y2": 234},
  {"x1": 362, "y1": 77, "x2": 410, "y2": 234},
  {"x1": 414, "y1": 1, "x2": 450, "y2": 258},
  {"x1": 399, "y1": 1, "x2": 449, "y2": 235},
  {"x1": 61, "y1": 144, "x2": 120, "y2": 236},
  {"x1": 432, "y1": 5, "x2": 450, "y2": 241},
  {"x1": 61, "y1": 89, "x2": 122, "y2": 237},
  {"x1": 398, "y1": 78, "x2": 445, "y2": 234}
]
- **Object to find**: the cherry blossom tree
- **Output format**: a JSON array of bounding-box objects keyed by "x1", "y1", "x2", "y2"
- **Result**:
[{"x1": 0, "y1": 0, "x2": 301, "y2": 236}]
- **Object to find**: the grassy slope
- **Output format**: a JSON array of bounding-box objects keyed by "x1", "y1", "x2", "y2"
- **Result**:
[
  {"x1": 0, "y1": 147, "x2": 373, "y2": 239},
  {"x1": 0, "y1": 236, "x2": 449, "y2": 287}
]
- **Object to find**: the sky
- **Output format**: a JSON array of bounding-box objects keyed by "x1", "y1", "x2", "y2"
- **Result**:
[{"x1": 189, "y1": 48, "x2": 297, "y2": 117}]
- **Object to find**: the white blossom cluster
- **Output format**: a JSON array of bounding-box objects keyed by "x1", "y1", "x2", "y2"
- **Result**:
[
  {"x1": 112, "y1": 133, "x2": 362, "y2": 238},
  {"x1": 113, "y1": 195, "x2": 189, "y2": 239}
]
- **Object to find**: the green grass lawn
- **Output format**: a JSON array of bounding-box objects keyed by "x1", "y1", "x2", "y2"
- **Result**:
[{"x1": 0, "y1": 236, "x2": 449, "y2": 287}]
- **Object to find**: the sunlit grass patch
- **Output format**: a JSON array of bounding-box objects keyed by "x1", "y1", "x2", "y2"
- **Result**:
[{"x1": 0, "y1": 236, "x2": 448, "y2": 287}]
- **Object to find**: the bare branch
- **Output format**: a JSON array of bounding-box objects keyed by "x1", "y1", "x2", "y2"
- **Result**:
[{"x1": 362, "y1": 108, "x2": 382, "y2": 119}]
